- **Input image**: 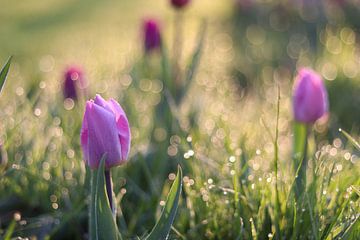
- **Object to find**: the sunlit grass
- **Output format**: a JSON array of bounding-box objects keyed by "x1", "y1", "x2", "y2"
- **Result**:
[{"x1": 0, "y1": 0, "x2": 360, "y2": 239}]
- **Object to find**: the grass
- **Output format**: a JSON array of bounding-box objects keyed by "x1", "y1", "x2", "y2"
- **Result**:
[{"x1": 1, "y1": 0, "x2": 360, "y2": 239}]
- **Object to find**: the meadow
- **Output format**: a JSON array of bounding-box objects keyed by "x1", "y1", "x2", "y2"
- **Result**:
[{"x1": 0, "y1": 0, "x2": 359, "y2": 239}]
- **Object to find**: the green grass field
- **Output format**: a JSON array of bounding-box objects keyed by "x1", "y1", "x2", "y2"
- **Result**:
[{"x1": 0, "y1": 0, "x2": 359, "y2": 239}]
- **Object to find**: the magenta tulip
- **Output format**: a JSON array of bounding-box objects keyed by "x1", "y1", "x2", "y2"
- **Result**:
[
  {"x1": 293, "y1": 68, "x2": 328, "y2": 123},
  {"x1": 171, "y1": 0, "x2": 191, "y2": 9},
  {"x1": 80, "y1": 94, "x2": 131, "y2": 169},
  {"x1": 63, "y1": 66, "x2": 87, "y2": 100},
  {"x1": 143, "y1": 19, "x2": 161, "y2": 53}
]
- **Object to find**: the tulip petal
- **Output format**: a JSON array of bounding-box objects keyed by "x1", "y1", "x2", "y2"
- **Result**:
[
  {"x1": 109, "y1": 99, "x2": 131, "y2": 161},
  {"x1": 94, "y1": 94, "x2": 113, "y2": 113},
  {"x1": 293, "y1": 68, "x2": 328, "y2": 123},
  {"x1": 86, "y1": 103, "x2": 122, "y2": 169}
]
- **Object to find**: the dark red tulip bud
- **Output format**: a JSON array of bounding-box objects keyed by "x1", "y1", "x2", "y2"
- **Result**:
[
  {"x1": 171, "y1": 0, "x2": 191, "y2": 9},
  {"x1": 143, "y1": 19, "x2": 161, "y2": 53},
  {"x1": 63, "y1": 66, "x2": 87, "y2": 100}
]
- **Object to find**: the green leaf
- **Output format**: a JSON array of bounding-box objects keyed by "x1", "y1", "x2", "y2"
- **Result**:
[
  {"x1": 0, "y1": 56, "x2": 12, "y2": 95},
  {"x1": 145, "y1": 165, "x2": 183, "y2": 240},
  {"x1": 3, "y1": 220, "x2": 16, "y2": 240},
  {"x1": 90, "y1": 156, "x2": 121, "y2": 240}
]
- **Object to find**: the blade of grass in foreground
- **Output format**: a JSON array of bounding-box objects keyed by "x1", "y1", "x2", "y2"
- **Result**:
[
  {"x1": 0, "y1": 56, "x2": 12, "y2": 95},
  {"x1": 339, "y1": 128, "x2": 360, "y2": 151},
  {"x1": 273, "y1": 85, "x2": 281, "y2": 240},
  {"x1": 3, "y1": 220, "x2": 16, "y2": 240},
  {"x1": 145, "y1": 166, "x2": 183, "y2": 240}
]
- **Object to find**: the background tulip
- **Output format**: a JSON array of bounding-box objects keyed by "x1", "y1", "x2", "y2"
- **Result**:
[
  {"x1": 80, "y1": 94, "x2": 131, "y2": 169},
  {"x1": 63, "y1": 66, "x2": 87, "y2": 100},
  {"x1": 143, "y1": 19, "x2": 161, "y2": 53},
  {"x1": 171, "y1": 0, "x2": 191, "y2": 9},
  {"x1": 293, "y1": 68, "x2": 328, "y2": 124}
]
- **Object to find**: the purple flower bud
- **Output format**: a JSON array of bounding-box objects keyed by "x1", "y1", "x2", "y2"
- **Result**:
[
  {"x1": 80, "y1": 94, "x2": 131, "y2": 169},
  {"x1": 171, "y1": 0, "x2": 191, "y2": 9},
  {"x1": 143, "y1": 19, "x2": 161, "y2": 53},
  {"x1": 293, "y1": 68, "x2": 329, "y2": 123},
  {"x1": 63, "y1": 66, "x2": 87, "y2": 100}
]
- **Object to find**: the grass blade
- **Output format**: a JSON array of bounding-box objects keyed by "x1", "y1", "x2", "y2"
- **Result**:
[
  {"x1": 320, "y1": 198, "x2": 350, "y2": 239},
  {"x1": 0, "y1": 56, "x2": 12, "y2": 95},
  {"x1": 145, "y1": 165, "x2": 183, "y2": 240},
  {"x1": 3, "y1": 220, "x2": 16, "y2": 240},
  {"x1": 339, "y1": 128, "x2": 360, "y2": 151}
]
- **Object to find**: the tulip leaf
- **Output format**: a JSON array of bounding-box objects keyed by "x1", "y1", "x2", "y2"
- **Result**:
[
  {"x1": 90, "y1": 156, "x2": 122, "y2": 240},
  {"x1": 145, "y1": 165, "x2": 183, "y2": 240},
  {"x1": 0, "y1": 56, "x2": 12, "y2": 95}
]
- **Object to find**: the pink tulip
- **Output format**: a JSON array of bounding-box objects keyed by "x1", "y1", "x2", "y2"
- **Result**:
[
  {"x1": 80, "y1": 94, "x2": 131, "y2": 169},
  {"x1": 293, "y1": 68, "x2": 328, "y2": 123},
  {"x1": 63, "y1": 66, "x2": 87, "y2": 100},
  {"x1": 171, "y1": 0, "x2": 191, "y2": 9}
]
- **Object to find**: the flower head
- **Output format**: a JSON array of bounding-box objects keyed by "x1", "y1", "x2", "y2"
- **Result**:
[
  {"x1": 171, "y1": 0, "x2": 191, "y2": 9},
  {"x1": 80, "y1": 94, "x2": 131, "y2": 169},
  {"x1": 63, "y1": 66, "x2": 87, "y2": 100},
  {"x1": 143, "y1": 19, "x2": 161, "y2": 53},
  {"x1": 293, "y1": 68, "x2": 328, "y2": 123}
]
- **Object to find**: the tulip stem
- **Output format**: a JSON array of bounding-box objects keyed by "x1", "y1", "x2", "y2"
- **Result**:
[
  {"x1": 293, "y1": 122, "x2": 308, "y2": 200},
  {"x1": 105, "y1": 170, "x2": 114, "y2": 213},
  {"x1": 173, "y1": 10, "x2": 184, "y2": 98}
]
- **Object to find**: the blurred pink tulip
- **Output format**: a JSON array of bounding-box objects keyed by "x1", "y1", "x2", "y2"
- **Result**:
[
  {"x1": 63, "y1": 66, "x2": 87, "y2": 100},
  {"x1": 171, "y1": 0, "x2": 191, "y2": 9},
  {"x1": 80, "y1": 94, "x2": 131, "y2": 169},
  {"x1": 143, "y1": 19, "x2": 161, "y2": 53},
  {"x1": 293, "y1": 68, "x2": 328, "y2": 123}
]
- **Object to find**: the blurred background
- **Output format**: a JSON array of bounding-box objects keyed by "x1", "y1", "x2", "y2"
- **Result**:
[{"x1": 0, "y1": 0, "x2": 359, "y2": 239}]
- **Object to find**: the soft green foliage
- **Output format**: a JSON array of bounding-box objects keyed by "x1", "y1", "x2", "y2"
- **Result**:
[{"x1": 0, "y1": 1, "x2": 359, "y2": 240}]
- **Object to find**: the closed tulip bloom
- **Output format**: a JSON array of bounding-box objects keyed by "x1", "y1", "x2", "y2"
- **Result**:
[
  {"x1": 143, "y1": 19, "x2": 161, "y2": 52},
  {"x1": 171, "y1": 0, "x2": 191, "y2": 9},
  {"x1": 293, "y1": 68, "x2": 328, "y2": 123},
  {"x1": 63, "y1": 66, "x2": 87, "y2": 100},
  {"x1": 80, "y1": 94, "x2": 131, "y2": 169}
]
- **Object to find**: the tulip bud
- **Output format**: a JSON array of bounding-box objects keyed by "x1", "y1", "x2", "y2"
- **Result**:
[
  {"x1": 171, "y1": 0, "x2": 191, "y2": 9},
  {"x1": 63, "y1": 66, "x2": 87, "y2": 100},
  {"x1": 80, "y1": 94, "x2": 131, "y2": 169},
  {"x1": 143, "y1": 19, "x2": 161, "y2": 53},
  {"x1": 293, "y1": 68, "x2": 328, "y2": 123}
]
